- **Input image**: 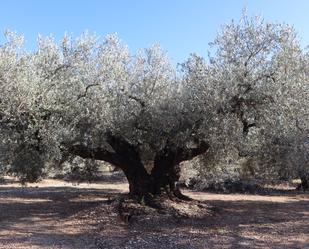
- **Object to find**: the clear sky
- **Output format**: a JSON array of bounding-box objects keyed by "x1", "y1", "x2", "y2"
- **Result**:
[{"x1": 0, "y1": 0, "x2": 309, "y2": 64}]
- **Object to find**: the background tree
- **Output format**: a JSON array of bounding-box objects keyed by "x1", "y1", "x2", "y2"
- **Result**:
[{"x1": 182, "y1": 12, "x2": 309, "y2": 189}]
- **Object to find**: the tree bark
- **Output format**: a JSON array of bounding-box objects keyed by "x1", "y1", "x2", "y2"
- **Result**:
[
  {"x1": 151, "y1": 140, "x2": 209, "y2": 198},
  {"x1": 65, "y1": 133, "x2": 209, "y2": 200},
  {"x1": 66, "y1": 133, "x2": 151, "y2": 197}
]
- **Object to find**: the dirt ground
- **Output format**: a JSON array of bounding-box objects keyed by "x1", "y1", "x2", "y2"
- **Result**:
[{"x1": 0, "y1": 175, "x2": 308, "y2": 249}]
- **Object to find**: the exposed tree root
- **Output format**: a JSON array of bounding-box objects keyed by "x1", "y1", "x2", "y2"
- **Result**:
[{"x1": 111, "y1": 193, "x2": 211, "y2": 225}]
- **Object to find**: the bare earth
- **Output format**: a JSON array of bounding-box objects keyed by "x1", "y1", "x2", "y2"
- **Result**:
[{"x1": 0, "y1": 176, "x2": 308, "y2": 249}]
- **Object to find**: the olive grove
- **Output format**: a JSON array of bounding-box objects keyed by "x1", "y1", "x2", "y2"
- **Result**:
[{"x1": 0, "y1": 12, "x2": 308, "y2": 199}]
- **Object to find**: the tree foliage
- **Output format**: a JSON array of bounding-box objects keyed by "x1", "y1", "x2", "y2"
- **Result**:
[
  {"x1": 0, "y1": 11, "x2": 308, "y2": 192},
  {"x1": 182, "y1": 12, "x2": 309, "y2": 189}
]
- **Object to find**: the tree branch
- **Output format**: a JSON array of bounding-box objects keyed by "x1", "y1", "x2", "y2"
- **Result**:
[
  {"x1": 63, "y1": 131, "x2": 144, "y2": 170},
  {"x1": 44, "y1": 64, "x2": 71, "y2": 81},
  {"x1": 176, "y1": 140, "x2": 210, "y2": 163},
  {"x1": 128, "y1": 94, "x2": 146, "y2": 108},
  {"x1": 65, "y1": 143, "x2": 123, "y2": 167},
  {"x1": 76, "y1": 83, "x2": 100, "y2": 101}
]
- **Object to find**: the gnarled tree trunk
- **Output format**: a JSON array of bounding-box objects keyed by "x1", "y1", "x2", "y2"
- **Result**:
[
  {"x1": 151, "y1": 140, "x2": 209, "y2": 198},
  {"x1": 66, "y1": 133, "x2": 209, "y2": 200}
]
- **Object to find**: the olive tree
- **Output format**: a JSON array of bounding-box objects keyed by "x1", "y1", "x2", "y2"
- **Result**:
[
  {"x1": 1, "y1": 11, "x2": 308, "y2": 196},
  {"x1": 0, "y1": 31, "x2": 47, "y2": 181},
  {"x1": 182, "y1": 12, "x2": 309, "y2": 189},
  {"x1": 0, "y1": 32, "x2": 208, "y2": 198}
]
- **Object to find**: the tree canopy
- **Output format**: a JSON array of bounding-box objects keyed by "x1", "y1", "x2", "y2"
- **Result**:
[{"x1": 0, "y1": 12, "x2": 308, "y2": 195}]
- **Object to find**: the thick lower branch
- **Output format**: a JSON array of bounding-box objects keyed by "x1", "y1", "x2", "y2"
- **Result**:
[
  {"x1": 66, "y1": 144, "x2": 122, "y2": 167},
  {"x1": 64, "y1": 133, "x2": 151, "y2": 196},
  {"x1": 65, "y1": 134, "x2": 209, "y2": 199}
]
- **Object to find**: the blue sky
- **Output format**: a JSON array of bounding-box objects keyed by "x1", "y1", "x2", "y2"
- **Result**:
[{"x1": 1, "y1": 0, "x2": 309, "y2": 64}]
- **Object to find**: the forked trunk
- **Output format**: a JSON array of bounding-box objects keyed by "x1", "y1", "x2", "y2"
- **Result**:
[
  {"x1": 124, "y1": 162, "x2": 182, "y2": 198},
  {"x1": 66, "y1": 133, "x2": 209, "y2": 200},
  {"x1": 151, "y1": 149, "x2": 182, "y2": 197},
  {"x1": 121, "y1": 164, "x2": 152, "y2": 197},
  {"x1": 149, "y1": 140, "x2": 210, "y2": 198}
]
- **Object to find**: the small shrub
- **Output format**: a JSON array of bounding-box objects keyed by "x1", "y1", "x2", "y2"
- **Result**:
[
  {"x1": 10, "y1": 148, "x2": 44, "y2": 183},
  {"x1": 60, "y1": 157, "x2": 101, "y2": 182}
]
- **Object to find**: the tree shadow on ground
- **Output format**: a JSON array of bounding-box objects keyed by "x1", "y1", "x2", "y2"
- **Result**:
[
  {"x1": 96, "y1": 192, "x2": 309, "y2": 249},
  {"x1": 0, "y1": 185, "x2": 121, "y2": 249},
  {"x1": 0, "y1": 186, "x2": 121, "y2": 219},
  {"x1": 0, "y1": 230, "x2": 97, "y2": 249},
  {"x1": 0, "y1": 181, "x2": 308, "y2": 249}
]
